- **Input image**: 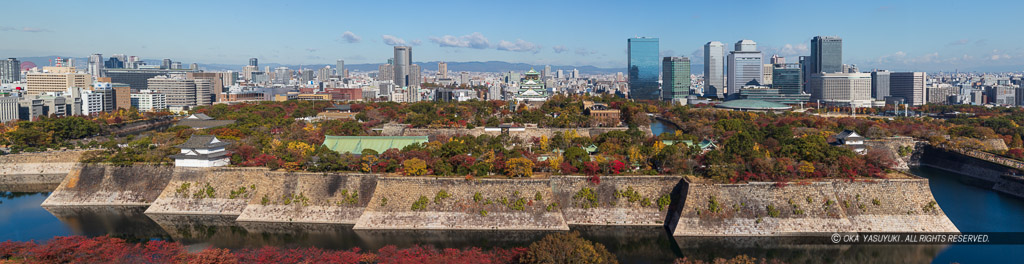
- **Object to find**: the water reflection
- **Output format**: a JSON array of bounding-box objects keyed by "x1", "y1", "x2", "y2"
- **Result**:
[
  {"x1": 43, "y1": 206, "x2": 170, "y2": 242},
  {"x1": 673, "y1": 237, "x2": 944, "y2": 264}
]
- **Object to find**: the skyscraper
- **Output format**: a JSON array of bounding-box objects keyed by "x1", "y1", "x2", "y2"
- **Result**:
[
  {"x1": 627, "y1": 37, "x2": 659, "y2": 100},
  {"x1": 438, "y1": 61, "x2": 448, "y2": 78},
  {"x1": 890, "y1": 72, "x2": 926, "y2": 106},
  {"x1": 0, "y1": 58, "x2": 20, "y2": 84},
  {"x1": 810, "y1": 36, "x2": 843, "y2": 74},
  {"x1": 88, "y1": 54, "x2": 104, "y2": 79},
  {"x1": 727, "y1": 40, "x2": 763, "y2": 98},
  {"x1": 703, "y1": 41, "x2": 725, "y2": 99},
  {"x1": 393, "y1": 46, "x2": 412, "y2": 87},
  {"x1": 336, "y1": 59, "x2": 345, "y2": 77},
  {"x1": 662, "y1": 57, "x2": 690, "y2": 101},
  {"x1": 249, "y1": 58, "x2": 258, "y2": 67},
  {"x1": 809, "y1": 72, "x2": 871, "y2": 107},
  {"x1": 772, "y1": 63, "x2": 802, "y2": 95},
  {"x1": 161, "y1": 59, "x2": 172, "y2": 70},
  {"x1": 870, "y1": 70, "x2": 891, "y2": 101}
]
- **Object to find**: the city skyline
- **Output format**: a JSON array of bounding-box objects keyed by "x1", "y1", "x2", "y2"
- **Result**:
[{"x1": 1, "y1": 0, "x2": 1022, "y2": 72}]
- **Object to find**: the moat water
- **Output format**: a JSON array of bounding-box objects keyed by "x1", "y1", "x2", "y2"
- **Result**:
[{"x1": 0, "y1": 123, "x2": 1021, "y2": 263}]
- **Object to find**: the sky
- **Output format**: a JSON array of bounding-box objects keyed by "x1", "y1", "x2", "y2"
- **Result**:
[{"x1": 1, "y1": 0, "x2": 1022, "y2": 72}]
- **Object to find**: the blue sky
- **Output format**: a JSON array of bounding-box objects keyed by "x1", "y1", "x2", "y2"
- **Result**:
[{"x1": 1, "y1": 0, "x2": 1021, "y2": 71}]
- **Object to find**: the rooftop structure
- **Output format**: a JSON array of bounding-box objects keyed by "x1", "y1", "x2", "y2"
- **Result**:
[
  {"x1": 170, "y1": 135, "x2": 230, "y2": 167},
  {"x1": 322, "y1": 136, "x2": 429, "y2": 155}
]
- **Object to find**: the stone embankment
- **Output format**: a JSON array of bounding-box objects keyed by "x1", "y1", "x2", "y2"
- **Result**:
[
  {"x1": 354, "y1": 177, "x2": 568, "y2": 230},
  {"x1": 382, "y1": 123, "x2": 652, "y2": 139},
  {"x1": 672, "y1": 178, "x2": 958, "y2": 236},
  {"x1": 550, "y1": 176, "x2": 683, "y2": 226},
  {"x1": 42, "y1": 164, "x2": 174, "y2": 206},
  {"x1": 236, "y1": 173, "x2": 377, "y2": 224},
  {"x1": 145, "y1": 167, "x2": 272, "y2": 215},
  {"x1": 0, "y1": 151, "x2": 87, "y2": 191}
]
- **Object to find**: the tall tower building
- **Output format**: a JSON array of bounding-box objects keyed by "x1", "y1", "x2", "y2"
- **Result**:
[
  {"x1": 161, "y1": 59, "x2": 172, "y2": 70},
  {"x1": 703, "y1": 41, "x2": 725, "y2": 99},
  {"x1": 249, "y1": 58, "x2": 258, "y2": 67},
  {"x1": 393, "y1": 46, "x2": 412, "y2": 87},
  {"x1": 438, "y1": 61, "x2": 448, "y2": 78},
  {"x1": 88, "y1": 54, "x2": 104, "y2": 79},
  {"x1": 0, "y1": 58, "x2": 20, "y2": 84},
  {"x1": 772, "y1": 63, "x2": 802, "y2": 94},
  {"x1": 662, "y1": 57, "x2": 691, "y2": 101},
  {"x1": 727, "y1": 40, "x2": 763, "y2": 98},
  {"x1": 811, "y1": 36, "x2": 843, "y2": 74},
  {"x1": 336, "y1": 59, "x2": 345, "y2": 77},
  {"x1": 870, "y1": 70, "x2": 891, "y2": 101},
  {"x1": 627, "y1": 37, "x2": 659, "y2": 100},
  {"x1": 890, "y1": 72, "x2": 926, "y2": 106}
]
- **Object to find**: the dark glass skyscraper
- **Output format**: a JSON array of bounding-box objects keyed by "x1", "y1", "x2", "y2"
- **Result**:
[
  {"x1": 811, "y1": 36, "x2": 843, "y2": 74},
  {"x1": 249, "y1": 58, "x2": 258, "y2": 67},
  {"x1": 772, "y1": 63, "x2": 802, "y2": 94},
  {"x1": 627, "y1": 37, "x2": 659, "y2": 100}
]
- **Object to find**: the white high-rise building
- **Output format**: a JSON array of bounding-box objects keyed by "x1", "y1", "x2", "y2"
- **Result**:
[
  {"x1": 703, "y1": 41, "x2": 725, "y2": 99},
  {"x1": 809, "y1": 72, "x2": 872, "y2": 107},
  {"x1": 336, "y1": 59, "x2": 345, "y2": 77},
  {"x1": 88, "y1": 54, "x2": 104, "y2": 79},
  {"x1": 131, "y1": 90, "x2": 166, "y2": 112},
  {"x1": 726, "y1": 40, "x2": 763, "y2": 98},
  {"x1": 393, "y1": 46, "x2": 412, "y2": 87}
]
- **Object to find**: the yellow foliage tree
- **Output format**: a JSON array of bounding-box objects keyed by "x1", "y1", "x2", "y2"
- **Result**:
[
  {"x1": 565, "y1": 129, "x2": 579, "y2": 140},
  {"x1": 798, "y1": 161, "x2": 815, "y2": 175},
  {"x1": 360, "y1": 155, "x2": 378, "y2": 173},
  {"x1": 652, "y1": 141, "x2": 666, "y2": 155},
  {"x1": 538, "y1": 135, "x2": 550, "y2": 152},
  {"x1": 403, "y1": 158, "x2": 428, "y2": 176},
  {"x1": 506, "y1": 157, "x2": 534, "y2": 177},
  {"x1": 627, "y1": 146, "x2": 643, "y2": 166}
]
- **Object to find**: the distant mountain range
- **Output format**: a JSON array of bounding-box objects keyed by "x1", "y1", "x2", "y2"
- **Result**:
[{"x1": 15, "y1": 55, "x2": 1020, "y2": 74}]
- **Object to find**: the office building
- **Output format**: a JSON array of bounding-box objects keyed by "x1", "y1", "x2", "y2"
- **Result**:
[
  {"x1": 104, "y1": 57, "x2": 124, "y2": 69},
  {"x1": 0, "y1": 96, "x2": 18, "y2": 123},
  {"x1": 131, "y1": 90, "x2": 166, "y2": 112},
  {"x1": 161, "y1": 59, "x2": 172, "y2": 70},
  {"x1": 87, "y1": 54, "x2": 104, "y2": 79},
  {"x1": 662, "y1": 57, "x2": 690, "y2": 100},
  {"x1": 112, "y1": 83, "x2": 131, "y2": 110},
  {"x1": 762, "y1": 64, "x2": 773, "y2": 85},
  {"x1": 890, "y1": 72, "x2": 926, "y2": 106},
  {"x1": 273, "y1": 67, "x2": 290, "y2": 84},
  {"x1": 378, "y1": 63, "x2": 393, "y2": 82},
  {"x1": 147, "y1": 75, "x2": 210, "y2": 107},
  {"x1": 242, "y1": 65, "x2": 258, "y2": 82},
  {"x1": 25, "y1": 68, "x2": 91, "y2": 95},
  {"x1": 810, "y1": 36, "x2": 843, "y2": 74},
  {"x1": 799, "y1": 56, "x2": 811, "y2": 93},
  {"x1": 334, "y1": 59, "x2": 345, "y2": 78},
  {"x1": 727, "y1": 40, "x2": 763, "y2": 98},
  {"x1": 249, "y1": 58, "x2": 258, "y2": 67},
  {"x1": 81, "y1": 89, "x2": 108, "y2": 115},
  {"x1": 0, "y1": 58, "x2": 19, "y2": 84},
  {"x1": 627, "y1": 37, "x2": 659, "y2": 100},
  {"x1": 770, "y1": 55, "x2": 785, "y2": 65},
  {"x1": 393, "y1": 46, "x2": 413, "y2": 88},
  {"x1": 103, "y1": 68, "x2": 197, "y2": 91},
  {"x1": 438, "y1": 61, "x2": 448, "y2": 78},
  {"x1": 809, "y1": 72, "x2": 872, "y2": 107},
  {"x1": 187, "y1": 72, "x2": 226, "y2": 94},
  {"x1": 870, "y1": 70, "x2": 891, "y2": 101},
  {"x1": 772, "y1": 63, "x2": 802, "y2": 95}
]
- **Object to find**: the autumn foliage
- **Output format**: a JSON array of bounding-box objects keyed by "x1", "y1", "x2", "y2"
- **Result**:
[{"x1": 0, "y1": 236, "x2": 531, "y2": 264}]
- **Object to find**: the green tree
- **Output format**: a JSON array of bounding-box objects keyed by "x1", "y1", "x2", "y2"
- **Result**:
[{"x1": 520, "y1": 231, "x2": 618, "y2": 264}]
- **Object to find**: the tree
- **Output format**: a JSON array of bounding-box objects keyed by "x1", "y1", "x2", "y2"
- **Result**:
[
  {"x1": 402, "y1": 158, "x2": 428, "y2": 176},
  {"x1": 506, "y1": 157, "x2": 534, "y2": 177},
  {"x1": 520, "y1": 231, "x2": 617, "y2": 264}
]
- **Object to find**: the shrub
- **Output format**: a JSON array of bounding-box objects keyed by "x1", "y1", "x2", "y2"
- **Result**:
[
  {"x1": 766, "y1": 205, "x2": 780, "y2": 217},
  {"x1": 473, "y1": 192, "x2": 483, "y2": 202},
  {"x1": 657, "y1": 194, "x2": 671, "y2": 211},
  {"x1": 546, "y1": 203, "x2": 559, "y2": 212},
  {"x1": 707, "y1": 196, "x2": 721, "y2": 213},
  {"x1": 411, "y1": 196, "x2": 429, "y2": 211},
  {"x1": 520, "y1": 232, "x2": 616, "y2": 264},
  {"x1": 534, "y1": 192, "x2": 543, "y2": 201},
  {"x1": 434, "y1": 190, "x2": 451, "y2": 204},
  {"x1": 573, "y1": 188, "x2": 599, "y2": 209}
]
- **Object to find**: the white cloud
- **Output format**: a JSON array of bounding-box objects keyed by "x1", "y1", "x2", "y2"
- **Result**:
[
  {"x1": 0, "y1": 26, "x2": 50, "y2": 33},
  {"x1": 948, "y1": 39, "x2": 969, "y2": 46},
  {"x1": 497, "y1": 39, "x2": 541, "y2": 53},
  {"x1": 552, "y1": 45, "x2": 568, "y2": 53},
  {"x1": 429, "y1": 32, "x2": 490, "y2": 49},
  {"x1": 381, "y1": 35, "x2": 407, "y2": 46},
  {"x1": 577, "y1": 48, "x2": 599, "y2": 56},
  {"x1": 341, "y1": 31, "x2": 361, "y2": 43}
]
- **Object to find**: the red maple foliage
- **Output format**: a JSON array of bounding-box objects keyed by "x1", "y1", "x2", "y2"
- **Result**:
[{"x1": 0, "y1": 236, "x2": 529, "y2": 264}]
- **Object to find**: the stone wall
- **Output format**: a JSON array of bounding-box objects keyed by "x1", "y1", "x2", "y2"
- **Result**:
[
  {"x1": 550, "y1": 175, "x2": 683, "y2": 226},
  {"x1": 993, "y1": 175, "x2": 1024, "y2": 200},
  {"x1": 354, "y1": 177, "x2": 568, "y2": 230},
  {"x1": 672, "y1": 178, "x2": 958, "y2": 236},
  {"x1": 388, "y1": 126, "x2": 651, "y2": 140},
  {"x1": 0, "y1": 151, "x2": 88, "y2": 191},
  {"x1": 919, "y1": 145, "x2": 1018, "y2": 186},
  {"x1": 236, "y1": 173, "x2": 378, "y2": 224},
  {"x1": 145, "y1": 167, "x2": 273, "y2": 215},
  {"x1": 42, "y1": 164, "x2": 175, "y2": 206}
]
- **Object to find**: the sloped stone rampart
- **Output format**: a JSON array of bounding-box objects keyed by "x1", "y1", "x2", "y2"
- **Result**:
[
  {"x1": 236, "y1": 173, "x2": 378, "y2": 224},
  {"x1": 673, "y1": 179, "x2": 958, "y2": 236},
  {"x1": 354, "y1": 177, "x2": 568, "y2": 230},
  {"x1": 145, "y1": 167, "x2": 272, "y2": 215},
  {"x1": 42, "y1": 164, "x2": 174, "y2": 206},
  {"x1": 550, "y1": 175, "x2": 683, "y2": 225}
]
